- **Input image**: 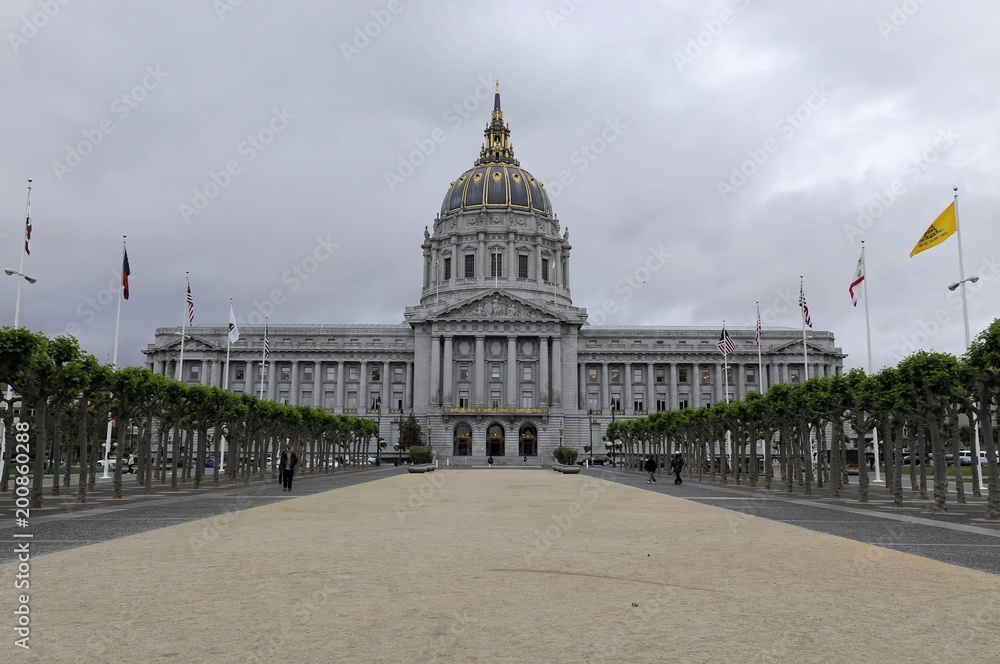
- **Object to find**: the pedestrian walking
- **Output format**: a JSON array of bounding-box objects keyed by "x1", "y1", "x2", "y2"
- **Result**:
[
  {"x1": 670, "y1": 453, "x2": 685, "y2": 484},
  {"x1": 127, "y1": 453, "x2": 136, "y2": 474},
  {"x1": 280, "y1": 444, "x2": 299, "y2": 491},
  {"x1": 644, "y1": 456, "x2": 657, "y2": 483},
  {"x1": 488, "y1": 455, "x2": 494, "y2": 469}
]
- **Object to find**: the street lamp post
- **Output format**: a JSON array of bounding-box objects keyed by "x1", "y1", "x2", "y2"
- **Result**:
[
  {"x1": 374, "y1": 396, "x2": 382, "y2": 466},
  {"x1": 948, "y1": 274, "x2": 985, "y2": 490}
]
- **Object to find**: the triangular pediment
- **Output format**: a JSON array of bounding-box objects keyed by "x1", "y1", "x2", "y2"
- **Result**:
[
  {"x1": 436, "y1": 291, "x2": 560, "y2": 322},
  {"x1": 768, "y1": 338, "x2": 826, "y2": 355},
  {"x1": 156, "y1": 334, "x2": 222, "y2": 353}
]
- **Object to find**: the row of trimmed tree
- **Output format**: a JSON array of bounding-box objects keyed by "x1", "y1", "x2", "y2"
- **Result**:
[
  {"x1": 607, "y1": 319, "x2": 1000, "y2": 520},
  {"x1": 0, "y1": 327, "x2": 380, "y2": 509}
]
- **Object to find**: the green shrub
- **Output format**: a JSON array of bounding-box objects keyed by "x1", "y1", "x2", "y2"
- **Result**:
[
  {"x1": 553, "y1": 446, "x2": 578, "y2": 465},
  {"x1": 409, "y1": 445, "x2": 434, "y2": 465}
]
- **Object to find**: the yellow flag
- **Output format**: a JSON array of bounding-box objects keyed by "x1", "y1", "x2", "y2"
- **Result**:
[{"x1": 909, "y1": 202, "x2": 957, "y2": 257}]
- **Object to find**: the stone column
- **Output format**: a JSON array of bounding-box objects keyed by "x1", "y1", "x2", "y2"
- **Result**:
[
  {"x1": 539, "y1": 337, "x2": 549, "y2": 406},
  {"x1": 647, "y1": 362, "x2": 655, "y2": 413},
  {"x1": 669, "y1": 363, "x2": 678, "y2": 409},
  {"x1": 474, "y1": 335, "x2": 486, "y2": 406},
  {"x1": 267, "y1": 360, "x2": 276, "y2": 401},
  {"x1": 507, "y1": 336, "x2": 517, "y2": 407},
  {"x1": 601, "y1": 362, "x2": 610, "y2": 412},
  {"x1": 477, "y1": 232, "x2": 486, "y2": 286},
  {"x1": 507, "y1": 232, "x2": 516, "y2": 281},
  {"x1": 154, "y1": 360, "x2": 164, "y2": 375},
  {"x1": 358, "y1": 361, "x2": 368, "y2": 409},
  {"x1": 336, "y1": 361, "x2": 345, "y2": 411},
  {"x1": 551, "y1": 336, "x2": 562, "y2": 406},
  {"x1": 430, "y1": 337, "x2": 440, "y2": 407},
  {"x1": 382, "y1": 360, "x2": 390, "y2": 409},
  {"x1": 200, "y1": 360, "x2": 209, "y2": 386},
  {"x1": 405, "y1": 361, "x2": 413, "y2": 411},
  {"x1": 578, "y1": 364, "x2": 587, "y2": 409},
  {"x1": 623, "y1": 362, "x2": 632, "y2": 414},
  {"x1": 443, "y1": 336, "x2": 454, "y2": 406},
  {"x1": 290, "y1": 360, "x2": 300, "y2": 405},
  {"x1": 314, "y1": 361, "x2": 323, "y2": 408}
]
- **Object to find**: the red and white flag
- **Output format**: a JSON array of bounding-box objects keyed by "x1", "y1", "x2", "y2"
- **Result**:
[
  {"x1": 799, "y1": 284, "x2": 812, "y2": 328},
  {"x1": 186, "y1": 281, "x2": 195, "y2": 325},
  {"x1": 849, "y1": 252, "x2": 865, "y2": 307}
]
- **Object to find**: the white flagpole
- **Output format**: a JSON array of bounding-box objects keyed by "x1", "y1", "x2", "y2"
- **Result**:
[
  {"x1": 221, "y1": 297, "x2": 234, "y2": 472},
  {"x1": 102, "y1": 235, "x2": 126, "y2": 480},
  {"x1": 3, "y1": 179, "x2": 34, "y2": 473},
  {"x1": 953, "y1": 188, "x2": 985, "y2": 491},
  {"x1": 800, "y1": 276, "x2": 809, "y2": 380},
  {"x1": 258, "y1": 316, "x2": 268, "y2": 399},
  {"x1": 177, "y1": 272, "x2": 189, "y2": 382},
  {"x1": 723, "y1": 321, "x2": 732, "y2": 460},
  {"x1": 860, "y1": 241, "x2": 882, "y2": 483}
]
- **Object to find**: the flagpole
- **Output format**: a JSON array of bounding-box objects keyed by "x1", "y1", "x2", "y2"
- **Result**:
[
  {"x1": 800, "y1": 276, "x2": 812, "y2": 476},
  {"x1": 723, "y1": 321, "x2": 732, "y2": 461},
  {"x1": 258, "y1": 316, "x2": 267, "y2": 399},
  {"x1": 12, "y1": 179, "x2": 32, "y2": 329},
  {"x1": 221, "y1": 298, "x2": 234, "y2": 473},
  {"x1": 177, "y1": 272, "x2": 189, "y2": 382},
  {"x1": 859, "y1": 242, "x2": 882, "y2": 483},
  {"x1": 3, "y1": 180, "x2": 33, "y2": 472},
  {"x1": 756, "y1": 302, "x2": 764, "y2": 393},
  {"x1": 102, "y1": 235, "x2": 126, "y2": 480},
  {"x1": 953, "y1": 188, "x2": 985, "y2": 491}
]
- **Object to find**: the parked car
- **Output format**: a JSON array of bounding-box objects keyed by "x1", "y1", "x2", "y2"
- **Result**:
[{"x1": 96, "y1": 458, "x2": 116, "y2": 469}]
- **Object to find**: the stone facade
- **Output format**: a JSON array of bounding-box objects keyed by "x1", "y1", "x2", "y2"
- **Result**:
[{"x1": 144, "y1": 86, "x2": 845, "y2": 463}]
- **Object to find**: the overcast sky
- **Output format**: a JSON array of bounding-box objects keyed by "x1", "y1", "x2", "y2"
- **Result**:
[{"x1": 2, "y1": 0, "x2": 997, "y2": 372}]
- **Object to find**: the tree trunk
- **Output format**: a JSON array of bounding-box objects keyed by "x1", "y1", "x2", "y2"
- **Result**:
[
  {"x1": 928, "y1": 413, "x2": 948, "y2": 513},
  {"x1": 50, "y1": 414, "x2": 61, "y2": 496},
  {"x1": 30, "y1": 400, "x2": 49, "y2": 509},
  {"x1": 891, "y1": 421, "x2": 905, "y2": 508},
  {"x1": 947, "y1": 408, "x2": 966, "y2": 504},
  {"x1": 76, "y1": 403, "x2": 89, "y2": 504}
]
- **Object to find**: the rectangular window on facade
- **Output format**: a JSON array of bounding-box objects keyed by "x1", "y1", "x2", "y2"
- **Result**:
[
  {"x1": 746, "y1": 368, "x2": 756, "y2": 383},
  {"x1": 521, "y1": 391, "x2": 533, "y2": 408},
  {"x1": 790, "y1": 368, "x2": 801, "y2": 384},
  {"x1": 678, "y1": 367, "x2": 689, "y2": 383},
  {"x1": 611, "y1": 395, "x2": 622, "y2": 412},
  {"x1": 518, "y1": 254, "x2": 528, "y2": 279},
  {"x1": 323, "y1": 391, "x2": 335, "y2": 409},
  {"x1": 301, "y1": 391, "x2": 312, "y2": 406},
  {"x1": 655, "y1": 367, "x2": 665, "y2": 383},
  {"x1": 303, "y1": 366, "x2": 313, "y2": 382},
  {"x1": 459, "y1": 365, "x2": 470, "y2": 381},
  {"x1": 490, "y1": 390, "x2": 501, "y2": 408},
  {"x1": 444, "y1": 257, "x2": 451, "y2": 280},
  {"x1": 280, "y1": 365, "x2": 290, "y2": 381},
  {"x1": 350, "y1": 338, "x2": 359, "y2": 346},
  {"x1": 610, "y1": 367, "x2": 621, "y2": 383},
  {"x1": 348, "y1": 366, "x2": 359, "y2": 381},
  {"x1": 701, "y1": 368, "x2": 711, "y2": 384},
  {"x1": 278, "y1": 390, "x2": 289, "y2": 404},
  {"x1": 541, "y1": 258, "x2": 549, "y2": 282},
  {"x1": 678, "y1": 398, "x2": 689, "y2": 409},
  {"x1": 656, "y1": 397, "x2": 667, "y2": 412},
  {"x1": 458, "y1": 391, "x2": 470, "y2": 408},
  {"x1": 370, "y1": 394, "x2": 380, "y2": 410},
  {"x1": 347, "y1": 392, "x2": 357, "y2": 408},
  {"x1": 189, "y1": 365, "x2": 200, "y2": 381},
  {"x1": 235, "y1": 365, "x2": 245, "y2": 381},
  {"x1": 325, "y1": 366, "x2": 337, "y2": 381},
  {"x1": 371, "y1": 366, "x2": 381, "y2": 381},
  {"x1": 587, "y1": 392, "x2": 599, "y2": 411},
  {"x1": 632, "y1": 367, "x2": 642, "y2": 383},
  {"x1": 490, "y1": 252, "x2": 503, "y2": 277},
  {"x1": 522, "y1": 365, "x2": 532, "y2": 381},
  {"x1": 587, "y1": 367, "x2": 599, "y2": 382},
  {"x1": 393, "y1": 394, "x2": 403, "y2": 410},
  {"x1": 633, "y1": 395, "x2": 644, "y2": 412},
  {"x1": 464, "y1": 254, "x2": 475, "y2": 278},
  {"x1": 490, "y1": 365, "x2": 501, "y2": 380},
  {"x1": 393, "y1": 366, "x2": 404, "y2": 382}
]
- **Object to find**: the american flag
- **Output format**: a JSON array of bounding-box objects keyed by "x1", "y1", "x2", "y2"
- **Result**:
[
  {"x1": 754, "y1": 306, "x2": 762, "y2": 345},
  {"x1": 186, "y1": 282, "x2": 195, "y2": 325},
  {"x1": 799, "y1": 284, "x2": 812, "y2": 328},
  {"x1": 717, "y1": 326, "x2": 737, "y2": 356},
  {"x1": 263, "y1": 325, "x2": 270, "y2": 359},
  {"x1": 121, "y1": 248, "x2": 130, "y2": 300},
  {"x1": 24, "y1": 180, "x2": 31, "y2": 256}
]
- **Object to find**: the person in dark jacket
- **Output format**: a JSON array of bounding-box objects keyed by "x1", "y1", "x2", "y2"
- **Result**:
[
  {"x1": 670, "y1": 453, "x2": 685, "y2": 484},
  {"x1": 280, "y1": 444, "x2": 299, "y2": 491},
  {"x1": 644, "y1": 456, "x2": 657, "y2": 483}
]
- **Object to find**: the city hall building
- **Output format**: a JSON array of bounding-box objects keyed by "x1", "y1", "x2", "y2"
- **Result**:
[{"x1": 144, "y1": 87, "x2": 845, "y2": 463}]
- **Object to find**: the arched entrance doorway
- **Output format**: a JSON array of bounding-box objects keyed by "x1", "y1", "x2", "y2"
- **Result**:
[
  {"x1": 518, "y1": 425, "x2": 537, "y2": 457},
  {"x1": 486, "y1": 423, "x2": 505, "y2": 456},
  {"x1": 453, "y1": 423, "x2": 472, "y2": 456}
]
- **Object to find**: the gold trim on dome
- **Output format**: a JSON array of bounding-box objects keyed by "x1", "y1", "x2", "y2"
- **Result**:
[
  {"x1": 492, "y1": 172, "x2": 502, "y2": 181},
  {"x1": 473, "y1": 173, "x2": 482, "y2": 182}
]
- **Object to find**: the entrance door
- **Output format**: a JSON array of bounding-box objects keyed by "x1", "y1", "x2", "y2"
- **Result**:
[
  {"x1": 518, "y1": 425, "x2": 537, "y2": 456},
  {"x1": 486, "y1": 423, "x2": 505, "y2": 456}
]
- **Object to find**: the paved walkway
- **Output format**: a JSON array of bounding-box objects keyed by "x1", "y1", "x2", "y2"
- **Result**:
[{"x1": 2, "y1": 466, "x2": 999, "y2": 662}]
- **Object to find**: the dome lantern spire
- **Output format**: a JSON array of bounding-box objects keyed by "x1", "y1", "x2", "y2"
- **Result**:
[{"x1": 476, "y1": 80, "x2": 518, "y2": 166}]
